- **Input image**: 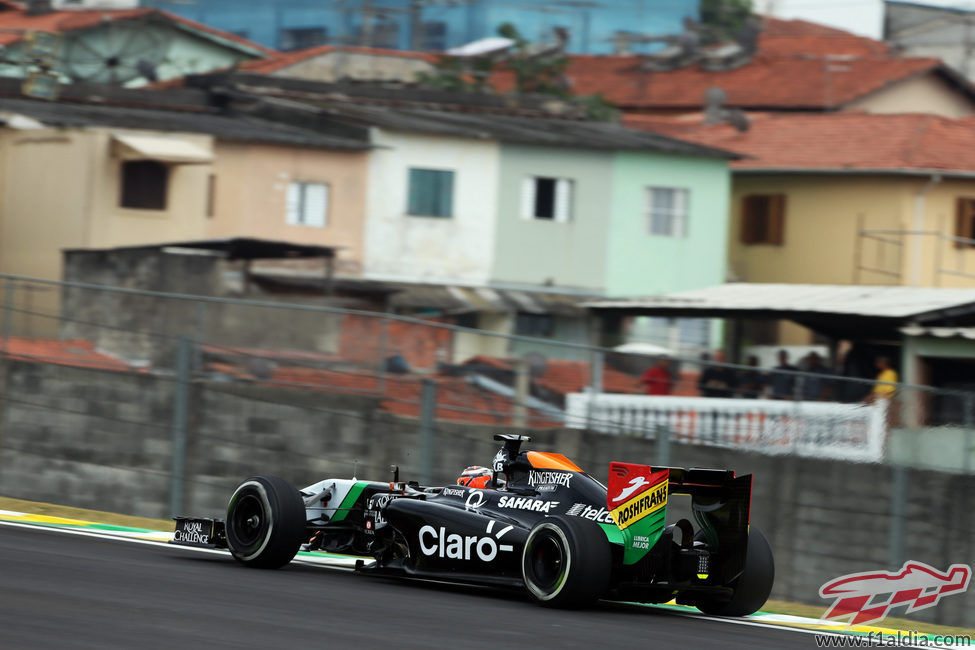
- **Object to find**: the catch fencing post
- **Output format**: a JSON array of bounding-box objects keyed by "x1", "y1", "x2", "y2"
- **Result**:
[
  {"x1": 169, "y1": 335, "x2": 192, "y2": 518},
  {"x1": 887, "y1": 464, "x2": 909, "y2": 569},
  {"x1": 0, "y1": 279, "x2": 14, "y2": 453},
  {"x1": 655, "y1": 424, "x2": 671, "y2": 467},
  {"x1": 419, "y1": 378, "x2": 435, "y2": 484},
  {"x1": 964, "y1": 393, "x2": 974, "y2": 475}
]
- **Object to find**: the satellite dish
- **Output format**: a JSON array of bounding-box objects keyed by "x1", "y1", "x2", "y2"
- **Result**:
[
  {"x1": 521, "y1": 351, "x2": 548, "y2": 379},
  {"x1": 63, "y1": 16, "x2": 168, "y2": 84}
]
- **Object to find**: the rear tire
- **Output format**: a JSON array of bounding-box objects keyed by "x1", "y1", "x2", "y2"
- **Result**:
[
  {"x1": 522, "y1": 515, "x2": 610, "y2": 608},
  {"x1": 696, "y1": 527, "x2": 775, "y2": 617},
  {"x1": 226, "y1": 476, "x2": 306, "y2": 569}
]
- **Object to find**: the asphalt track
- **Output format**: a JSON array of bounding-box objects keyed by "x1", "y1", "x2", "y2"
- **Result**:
[{"x1": 0, "y1": 523, "x2": 824, "y2": 650}]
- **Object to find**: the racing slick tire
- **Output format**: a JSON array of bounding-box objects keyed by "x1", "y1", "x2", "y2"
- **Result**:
[
  {"x1": 521, "y1": 515, "x2": 610, "y2": 608},
  {"x1": 695, "y1": 527, "x2": 775, "y2": 617},
  {"x1": 226, "y1": 476, "x2": 306, "y2": 569}
]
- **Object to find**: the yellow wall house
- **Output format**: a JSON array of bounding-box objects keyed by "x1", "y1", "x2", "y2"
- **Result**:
[
  {"x1": 628, "y1": 111, "x2": 975, "y2": 344},
  {"x1": 0, "y1": 88, "x2": 371, "y2": 333}
]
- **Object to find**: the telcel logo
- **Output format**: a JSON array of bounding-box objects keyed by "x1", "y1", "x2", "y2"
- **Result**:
[{"x1": 418, "y1": 520, "x2": 514, "y2": 562}]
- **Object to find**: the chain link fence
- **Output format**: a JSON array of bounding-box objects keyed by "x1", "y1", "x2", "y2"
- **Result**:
[{"x1": 1, "y1": 273, "x2": 974, "y2": 626}]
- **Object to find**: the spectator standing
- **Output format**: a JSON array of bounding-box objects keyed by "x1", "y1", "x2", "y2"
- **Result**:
[
  {"x1": 870, "y1": 356, "x2": 898, "y2": 400},
  {"x1": 697, "y1": 351, "x2": 736, "y2": 397},
  {"x1": 770, "y1": 349, "x2": 798, "y2": 399},
  {"x1": 641, "y1": 357, "x2": 674, "y2": 396},
  {"x1": 801, "y1": 351, "x2": 834, "y2": 401},
  {"x1": 736, "y1": 355, "x2": 767, "y2": 398}
]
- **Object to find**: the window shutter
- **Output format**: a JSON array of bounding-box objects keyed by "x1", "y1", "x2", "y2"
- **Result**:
[
  {"x1": 521, "y1": 177, "x2": 536, "y2": 219},
  {"x1": 956, "y1": 198, "x2": 975, "y2": 249},
  {"x1": 741, "y1": 195, "x2": 757, "y2": 244},
  {"x1": 675, "y1": 189, "x2": 688, "y2": 237},
  {"x1": 438, "y1": 171, "x2": 453, "y2": 218},
  {"x1": 303, "y1": 183, "x2": 328, "y2": 227},
  {"x1": 768, "y1": 194, "x2": 786, "y2": 245},
  {"x1": 554, "y1": 178, "x2": 572, "y2": 223},
  {"x1": 286, "y1": 182, "x2": 300, "y2": 225}
]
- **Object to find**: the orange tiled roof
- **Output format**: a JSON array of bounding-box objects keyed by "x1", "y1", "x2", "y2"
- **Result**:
[
  {"x1": 243, "y1": 45, "x2": 438, "y2": 74},
  {"x1": 266, "y1": 365, "x2": 559, "y2": 428},
  {"x1": 0, "y1": 338, "x2": 134, "y2": 371},
  {"x1": 490, "y1": 17, "x2": 948, "y2": 111},
  {"x1": 624, "y1": 111, "x2": 975, "y2": 174},
  {"x1": 0, "y1": 4, "x2": 275, "y2": 55}
]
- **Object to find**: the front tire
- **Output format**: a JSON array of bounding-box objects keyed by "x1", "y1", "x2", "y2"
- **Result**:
[
  {"x1": 522, "y1": 515, "x2": 610, "y2": 608},
  {"x1": 696, "y1": 527, "x2": 775, "y2": 617},
  {"x1": 226, "y1": 476, "x2": 306, "y2": 569}
]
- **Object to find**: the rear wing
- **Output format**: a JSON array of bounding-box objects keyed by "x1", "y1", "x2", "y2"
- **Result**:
[
  {"x1": 609, "y1": 463, "x2": 752, "y2": 576},
  {"x1": 653, "y1": 465, "x2": 753, "y2": 584}
]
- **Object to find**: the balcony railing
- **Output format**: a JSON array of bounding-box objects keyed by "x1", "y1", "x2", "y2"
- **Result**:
[{"x1": 565, "y1": 393, "x2": 888, "y2": 462}]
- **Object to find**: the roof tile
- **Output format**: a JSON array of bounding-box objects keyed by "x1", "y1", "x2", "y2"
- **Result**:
[{"x1": 624, "y1": 111, "x2": 975, "y2": 174}]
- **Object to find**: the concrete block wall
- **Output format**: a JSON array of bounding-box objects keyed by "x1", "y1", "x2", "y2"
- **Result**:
[{"x1": 0, "y1": 357, "x2": 972, "y2": 627}]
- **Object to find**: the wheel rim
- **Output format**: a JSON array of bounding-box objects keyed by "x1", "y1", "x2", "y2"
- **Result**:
[
  {"x1": 526, "y1": 528, "x2": 567, "y2": 596},
  {"x1": 228, "y1": 486, "x2": 271, "y2": 558}
]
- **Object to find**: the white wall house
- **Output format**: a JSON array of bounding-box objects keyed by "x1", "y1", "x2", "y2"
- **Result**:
[{"x1": 363, "y1": 130, "x2": 500, "y2": 285}]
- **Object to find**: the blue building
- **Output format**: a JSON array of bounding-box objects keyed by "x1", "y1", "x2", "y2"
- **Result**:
[{"x1": 142, "y1": 0, "x2": 697, "y2": 53}]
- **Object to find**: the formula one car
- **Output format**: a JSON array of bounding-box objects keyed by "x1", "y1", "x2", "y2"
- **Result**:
[{"x1": 172, "y1": 435, "x2": 774, "y2": 613}]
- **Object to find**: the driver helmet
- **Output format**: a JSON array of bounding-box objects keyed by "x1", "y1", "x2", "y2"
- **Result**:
[{"x1": 457, "y1": 465, "x2": 493, "y2": 489}]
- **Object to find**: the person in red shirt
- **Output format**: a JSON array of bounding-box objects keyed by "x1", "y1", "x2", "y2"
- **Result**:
[{"x1": 641, "y1": 357, "x2": 674, "y2": 395}]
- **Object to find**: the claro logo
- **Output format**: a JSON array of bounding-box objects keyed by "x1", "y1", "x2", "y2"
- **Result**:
[{"x1": 419, "y1": 520, "x2": 514, "y2": 562}]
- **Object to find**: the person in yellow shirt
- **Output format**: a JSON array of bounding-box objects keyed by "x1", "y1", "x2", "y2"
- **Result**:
[{"x1": 871, "y1": 356, "x2": 898, "y2": 399}]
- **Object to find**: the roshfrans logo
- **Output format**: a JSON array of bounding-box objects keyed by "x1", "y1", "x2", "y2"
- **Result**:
[
  {"x1": 418, "y1": 520, "x2": 514, "y2": 562},
  {"x1": 611, "y1": 476, "x2": 650, "y2": 503},
  {"x1": 528, "y1": 470, "x2": 571, "y2": 488},
  {"x1": 819, "y1": 561, "x2": 972, "y2": 627},
  {"x1": 566, "y1": 503, "x2": 614, "y2": 525},
  {"x1": 498, "y1": 495, "x2": 559, "y2": 513},
  {"x1": 610, "y1": 482, "x2": 667, "y2": 529}
]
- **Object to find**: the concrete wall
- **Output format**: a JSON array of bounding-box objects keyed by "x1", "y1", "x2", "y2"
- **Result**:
[
  {"x1": 0, "y1": 357, "x2": 972, "y2": 627},
  {"x1": 491, "y1": 143, "x2": 612, "y2": 291},
  {"x1": 729, "y1": 174, "x2": 975, "y2": 288},
  {"x1": 363, "y1": 131, "x2": 499, "y2": 284},
  {"x1": 607, "y1": 152, "x2": 730, "y2": 297},
  {"x1": 275, "y1": 52, "x2": 435, "y2": 83},
  {"x1": 208, "y1": 142, "x2": 369, "y2": 274},
  {"x1": 847, "y1": 72, "x2": 975, "y2": 118}
]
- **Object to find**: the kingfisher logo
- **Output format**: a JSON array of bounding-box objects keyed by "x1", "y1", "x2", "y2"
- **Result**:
[
  {"x1": 418, "y1": 520, "x2": 514, "y2": 562},
  {"x1": 819, "y1": 561, "x2": 972, "y2": 627},
  {"x1": 528, "y1": 470, "x2": 571, "y2": 488}
]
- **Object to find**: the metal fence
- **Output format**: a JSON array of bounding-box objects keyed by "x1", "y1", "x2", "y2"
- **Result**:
[
  {"x1": 1, "y1": 273, "x2": 974, "y2": 626},
  {"x1": 0, "y1": 272, "x2": 973, "y2": 476}
]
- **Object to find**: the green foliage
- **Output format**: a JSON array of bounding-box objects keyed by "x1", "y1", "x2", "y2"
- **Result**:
[
  {"x1": 700, "y1": 0, "x2": 753, "y2": 44},
  {"x1": 415, "y1": 21, "x2": 616, "y2": 121}
]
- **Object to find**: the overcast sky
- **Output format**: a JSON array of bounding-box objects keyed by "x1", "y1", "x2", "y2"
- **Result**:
[{"x1": 757, "y1": 0, "x2": 975, "y2": 39}]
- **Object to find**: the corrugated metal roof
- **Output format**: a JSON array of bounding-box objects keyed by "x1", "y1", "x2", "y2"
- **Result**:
[
  {"x1": 900, "y1": 325, "x2": 975, "y2": 339},
  {"x1": 585, "y1": 283, "x2": 975, "y2": 320}
]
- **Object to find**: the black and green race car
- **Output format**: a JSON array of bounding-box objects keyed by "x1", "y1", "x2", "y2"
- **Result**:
[{"x1": 172, "y1": 434, "x2": 774, "y2": 612}]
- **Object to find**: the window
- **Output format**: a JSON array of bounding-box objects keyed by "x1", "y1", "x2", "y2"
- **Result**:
[
  {"x1": 646, "y1": 187, "x2": 688, "y2": 237},
  {"x1": 286, "y1": 182, "x2": 329, "y2": 227},
  {"x1": 280, "y1": 27, "x2": 327, "y2": 51},
  {"x1": 955, "y1": 197, "x2": 975, "y2": 248},
  {"x1": 407, "y1": 168, "x2": 454, "y2": 218},
  {"x1": 206, "y1": 174, "x2": 216, "y2": 218},
  {"x1": 521, "y1": 176, "x2": 573, "y2": 222},
  {"x1": 420, "y1": 21, "x2": 447, "y2": 50},
  {"x1": 741, "y1": 194, "x2": 786, "y2": 245},
  {"x1": 515, "y1": 312, "x2": 554, "y2": 338},
  {"x1": 120, "y1": 160, "x2": 168, "y2": 210}
]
